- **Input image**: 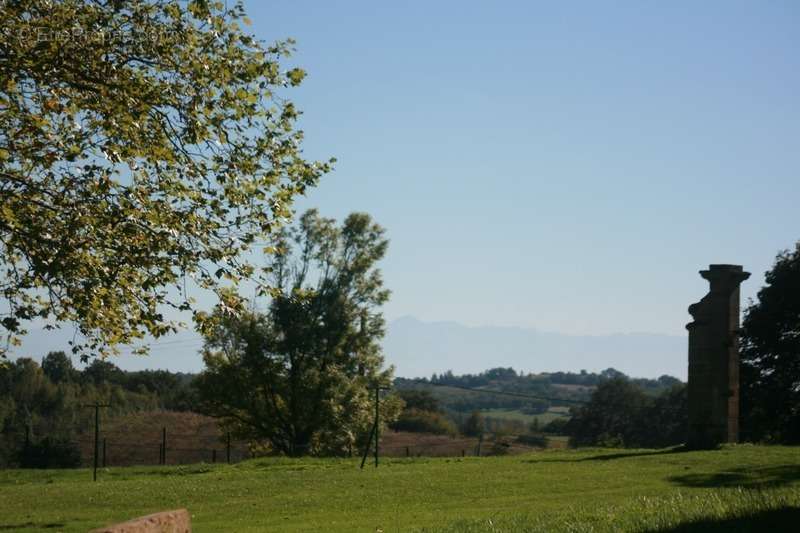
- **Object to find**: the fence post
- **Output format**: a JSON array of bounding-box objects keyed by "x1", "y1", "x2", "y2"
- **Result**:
[
  {"x1": 161, "y1": 427, "x2": 166, "y2": 465},
  {"x1": 212, "y1": 449, "x2": 216, "y2": 463},
  {"x1": 226, "y1": 432, "x2": 231, "y2": 464},
  {"x1": 82, "y1": 402, "x2": 109, "y2": 481},
  {"x1": 461, "y1": 449, "x2": 465, "y2": 457},
  {"x1": 477, "y1": 433, "x2": 483, "y2": 457},
  {"x1": 405, "y1": 446, "x2": 410, "y2": 457},
  {"x1": 102, "y1": 438, "x2": 107, "y2": 467}
]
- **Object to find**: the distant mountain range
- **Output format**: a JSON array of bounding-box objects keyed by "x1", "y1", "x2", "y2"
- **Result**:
[
  {"x1": 15, "y1": 316, "x2": 688, "y2": 380},
  {"x1": 383, "y1": 316, "x2": 687, "y2": 380}
]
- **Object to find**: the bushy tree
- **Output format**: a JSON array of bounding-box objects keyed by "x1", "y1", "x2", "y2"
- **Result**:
[
  {"x1": 567, "y1": 378, "x2": 647, "y2": 447},
  {"x1": 637, "y1": 384, "x2": 687, "y2": 448},
  {"x1": 390, "y1": 389, "x2": 456, "y2": 435},
  {"x1": 462, "y1": 410, "x2": 484, "y2": 437},
  {"x1": 195, "y1": 210, "x2": 399, "y2": 456},
  {"x1": 390, "y1": 409, "x2": 457, "y2": 436},
  {"x1": 81, "y1": 359, "x2": 124, "y2": 386},
  {"x1": 41, "y1": 351, "x2": 77, "y2": 384},
  {"x1": 741, "y1": 242, "x2": 800, "y2": 443},
  {"x1": 541, "y1": 417, "x2": 569, "y2": 434},
  {"x1": 566, "y1": 378, "x2": 687, "y2": 448},
  {"x1": 0, "y1": 1, "x2": 331, "y2": 358},
  {"x1": 396, "y1": 390, "x2": 441, "y2": 413}
]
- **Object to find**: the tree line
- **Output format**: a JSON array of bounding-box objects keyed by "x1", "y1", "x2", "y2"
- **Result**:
[
  {"x1": 396, "y1": 367, "x2": 682, "y2": 415},
  {"x1": 0, "y1": 352, "x2": 195, "y2": 467}
]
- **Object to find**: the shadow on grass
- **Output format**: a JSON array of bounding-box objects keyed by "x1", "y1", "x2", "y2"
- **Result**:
[
  {"x1": 668, "y1": 465, "x2": 800, "y2": 489},
  {"x1": 0, "y1": 523, "x2": 64, "y2": 530},
  {"x1": 524, "y1": 447, "x2": 687, "y2": 464},
  {"x1": 640, "y1": 507, "x2": 800, "y2": 532}
]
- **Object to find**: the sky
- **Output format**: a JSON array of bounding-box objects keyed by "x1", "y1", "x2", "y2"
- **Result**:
[
  {"x1": 10, "y1": 1, "x2": 800, "y2": 376},
  {"x1": 251, "y1": 0, "x2": 799, "y2": 334}
]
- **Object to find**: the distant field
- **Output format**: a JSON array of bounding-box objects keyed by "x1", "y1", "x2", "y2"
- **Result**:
[
  {"x1": 76, "y1": 411, "x2": 250, "y2": 467},
  {"x1": 481, "y1": 406, "x2": 571, "y2": 426},
  {"x1": 1, "y1": 445, "x2": 798, "y2": 532}
]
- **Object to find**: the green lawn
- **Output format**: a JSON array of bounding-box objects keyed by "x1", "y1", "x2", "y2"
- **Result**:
[{"x1": 0, "y1": 445, "x2": 798, "y2": 532}]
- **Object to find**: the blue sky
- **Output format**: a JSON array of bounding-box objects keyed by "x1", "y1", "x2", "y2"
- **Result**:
[
  {"x1": 11, "y1": 1, "x2": 800, "y2": 376},
  {"x1": 249, "y1": 0, "x2": 799, "y2": 335}
]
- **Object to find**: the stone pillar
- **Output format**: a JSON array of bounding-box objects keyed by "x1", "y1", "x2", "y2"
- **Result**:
[{"x1": 686, "y1": 264, "x2": 750, "y2": 449}]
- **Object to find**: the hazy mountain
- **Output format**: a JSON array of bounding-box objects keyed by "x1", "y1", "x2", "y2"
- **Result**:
[
  {"x1": 14, "y1": 316, "x2": 688, "y2": 380},
  {"x1": 384, "y1": 316, "x2": 687, "y2": 380}
]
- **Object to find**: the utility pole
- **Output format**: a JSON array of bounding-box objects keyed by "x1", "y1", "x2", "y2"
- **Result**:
[
  {"x1": 374, "y1": 386, "x2": 380, "y2": 468},
  {"x1": 360, "y1": 385, "x2": 389, "y2": 469},
  {"x1": 82, "y1": 402, "x2": 110, "y2": 481}
]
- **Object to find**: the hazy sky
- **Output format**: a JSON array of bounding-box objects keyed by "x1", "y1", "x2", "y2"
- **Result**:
[
  {"x1": 10, "y1": 1, "x2": 800, "y2": 376},
  {"x1": 248, "y1": 0, "x2": 799, "y2": 336}
]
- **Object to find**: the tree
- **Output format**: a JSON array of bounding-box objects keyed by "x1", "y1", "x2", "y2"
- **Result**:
[
  {"x1": 81, "y1": 359, "x2": 123, "y2": 386},
  {"x1": 566, "y1": 378, "x2": 687, "y2": 448},
  {"x1": 462, "y1": 410, "x2": 484, "y2": 437},
  {"x1": 396, "y1": 390, "x2": 441, "y2": 413},
  {"x1": 566, "y1": 377, "x2": 648, "y2": 448},
  {"x1": 41, "y1": 351, "x2": 76, "y2": 384},
  {"x1": 0, "y1": 1, "x2": 331, "y2": 358},
  {"x1": 635, "y1": 384, "x2": 687, "y2": 448},
  {"x1": 741, "y1": 242, "x2": 800, "y2": 444},
  {"x1": 195, "y1": 210, "x2": 399, "y2": 456},
  {"x1": 389, "y1": 389, "x2": 456, "y2": 435}
]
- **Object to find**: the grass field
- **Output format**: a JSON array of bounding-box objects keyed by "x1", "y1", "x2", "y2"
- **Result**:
[
  {"x1": 1, "y1": 445, "x2": 798, "y2": 532},
  {"x1": 481, "y1": 407, "x2": 570, "y2": 426}
]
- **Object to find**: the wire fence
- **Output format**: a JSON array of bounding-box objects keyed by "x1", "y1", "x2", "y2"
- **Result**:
[
  {"x1": 70, "y1": 428, "x2": 251, "y2": 467},
  {"x1": 7, "y1": 381, "x2": 579, "y2": 471}
]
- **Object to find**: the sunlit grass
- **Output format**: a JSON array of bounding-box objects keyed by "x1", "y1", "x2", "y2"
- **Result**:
[{"x1": 0, "y1": 445, "x2": 797, "y2": 532}]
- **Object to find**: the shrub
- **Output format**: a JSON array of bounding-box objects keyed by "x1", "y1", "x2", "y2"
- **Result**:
[
  {"x1": 18, "y1": 437, "x2": 82, "y2": 469},
  {"x1": 390, "y1": 409, "x2": 457, "y2": 436},
  {"x1": 516, "y1": 434, "x2": 548, "y2": 447}
]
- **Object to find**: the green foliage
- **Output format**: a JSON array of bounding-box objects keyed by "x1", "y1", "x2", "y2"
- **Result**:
[
  {"x1": 0, "y1": 356, "x2": 197, "y2": 466},
  {"x1": 0, "y1": 0, "x2": 331, "y2": 358},
  {"x1": 741, "y1": 241, "x2": 800, "y2": 444},
  {"x1": 515, "y1": 433, "x2": 548, "y2": 447},
  {"x1": 398, "y1": 367, "x2": 681, "y2": 416},
  {"x1": 390, "y1": 389, "x2": 455, "y2": 435},
  {"x1": 397, "y1": 390, "x2": 441, "y2": 413},
  {"x1": 17, "y1": 436, "x2": 81, "y2": 469},
  {"x1": 566, "y1": 378, "x2": 687, "y2": 448},
  {"x1": 462, "y1": 410, "x2": 484, "y2": 437},
  {"x1": 195, "y1": 210, "x2": 398, "y2": 456},
  {"x1": 391, "y1": 408, "x2": 457, "y2": 436},
  {"x1": 541, "y1": 417, "x2": 569, "y2": 434},
  {"x1": 41, "y1": 351, "x2": 77, "y2": 384},
  {"x1": 489, "y1": 435, "x2": 512, "y2": 455}
]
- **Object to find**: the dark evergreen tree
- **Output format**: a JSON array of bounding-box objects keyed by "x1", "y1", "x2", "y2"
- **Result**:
[{"x1": 741, "y1": 242, "x2": 800, "y2": 444}]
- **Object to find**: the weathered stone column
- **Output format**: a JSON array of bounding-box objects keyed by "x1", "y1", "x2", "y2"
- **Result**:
[{"x1": 686, "y1": 264, "x2": 750, "y2": 449}]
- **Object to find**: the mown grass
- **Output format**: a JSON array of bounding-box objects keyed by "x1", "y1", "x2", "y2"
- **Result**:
[{"x1": 0, "y1": 445, "x2": 798, "y2": 532}]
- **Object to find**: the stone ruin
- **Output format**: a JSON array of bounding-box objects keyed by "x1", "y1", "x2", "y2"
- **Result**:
[
  {"x1": 686, "y1": 264, "x2": 750, "y2": 449},
  {"x1": 90, "y1": 509, "x2": 191, "y2": 533}
]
